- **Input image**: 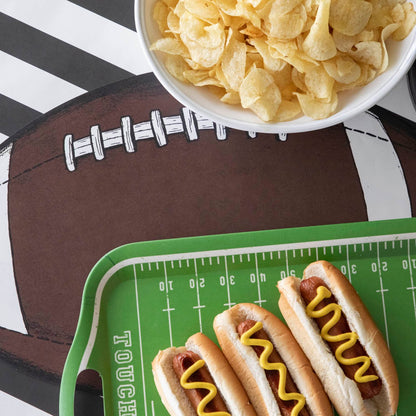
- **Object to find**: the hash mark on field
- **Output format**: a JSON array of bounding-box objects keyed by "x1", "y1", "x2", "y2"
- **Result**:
[
  {"x1": 376, "y1": 242, "x2": 390, "y2": 348},
  {"x1": 407, "y1": 239, "x2": 416, "y2": 324}
]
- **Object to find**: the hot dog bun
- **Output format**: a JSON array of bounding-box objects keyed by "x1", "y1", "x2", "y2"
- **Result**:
[
  {"x1": 152, "y1": 332, "x2": 257, "y2": 416},
  {"x1": 277, "y1": 260, "x2": 399, "y2": 416},
  {"x1": 213, "y1": 303, "x2": 333, "y2": 416}
]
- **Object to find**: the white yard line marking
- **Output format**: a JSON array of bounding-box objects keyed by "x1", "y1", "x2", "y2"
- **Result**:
[
  {"x1": 134, "y1": 265, "x2": 148, "y2": 416},
  {"x1": 223, "y1": 256, "x2": 235, "y2": 309},
  {"x1": 254, "y1": 253, "x2": 266, "y2": 307},
  {"x1": 194, "y1": 259, "x2": 204, "y2": 332},
  {"x1": 376, "y1": 242, "x2": 390, "y2": 348},
  {"x1": 406, "y1": 239, "x2": 416, "y2": 325},
  {"x1": 285, "y1": 250, "x2": 290, "y2": 276},
  {"x1": 163, "y1": 262, "x2": 174, "y2": 347},
  {"x1": 346, "y1": 245, "x2": 352, "y2": 284}
]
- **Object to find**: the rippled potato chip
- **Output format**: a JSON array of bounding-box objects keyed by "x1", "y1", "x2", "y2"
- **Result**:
[
  {"x1": 239, "y1": 67, "x2": 282, "y2": 121},
  {"x1": 151, "y1": 0, "x2": 416, "y2": 122}
]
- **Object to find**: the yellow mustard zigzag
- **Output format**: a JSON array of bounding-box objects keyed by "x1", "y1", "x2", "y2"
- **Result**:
[
  {"x1": 180, "y1": 359, "x2": 231, "y2": 416},
  {"x1": 241, "y1": 321, "x2": 306, "y2": 416},
  {"x1": 306, "y1": 285, "x2": 379, "y2": 383}
]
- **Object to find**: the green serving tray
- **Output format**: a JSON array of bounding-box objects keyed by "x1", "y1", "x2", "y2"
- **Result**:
[{"x1": 60, "y1": 218, "x2": 416, "y2": 416}]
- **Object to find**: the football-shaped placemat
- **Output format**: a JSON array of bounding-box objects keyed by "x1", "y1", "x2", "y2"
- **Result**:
[{"x1": 0, "y1": 73, "x2": 415, "y2": 393}]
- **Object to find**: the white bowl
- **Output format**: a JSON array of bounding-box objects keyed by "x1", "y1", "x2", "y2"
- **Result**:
[{"x1": 135, "y1": 0, "x2": 416, "y2": 134}]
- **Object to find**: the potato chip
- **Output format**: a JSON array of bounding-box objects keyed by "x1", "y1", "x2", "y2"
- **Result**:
[
  {"x1": 235, "y1": 2, "x2": 262, "y2": 27},
  {"x1": 268, "y1": 39, "x2": 318, "y2": 73},
  {"x1": 268, "y1": 0, "x2": 304, "y2": 16},
  {"x1": 329, "y1": 0, "x2": 373, "y2": 36},
  {"x1": 291, "y1": 68, "x2": 307, "y2": 92},
  {"x1": 304, "y1": 65, "x2": 335, "y2": 101},
  {"x1": 150, "y1": 37, "x2": 189, "y2": 57},
  {"x1": 271, "y1": 62, "x2": 293, "y2": 91},
  {"x1": 221, "y1": 91, "x2": 241, "y2": 104},
  {"x1": 164, "y1": 55, "x2": 190, "y2": 81},
  {"x1": 153, "y1": 1, "x2": 170, "y2": 33},
  {"x1": 349, "y1": 41, "x2": 383, "y2": 69},
  {"x1": 391, "y1": 2, "x2": 416, "y2": 39},
  {"x1": 295, "y1": 91, "x2": 338, "y2": 119},
  {"x1": 332, "y1": 30, "x2": 357, "y2": 52},
  {"x1": 245, "y1": 0, "x2": 267, "y2": 8},
  {"x1": 183, "y1": 69, "x2": 224, "y2": 87},
  {"x1": 151, "y1": 0, "x2": 416, "y2": 122},
  {"x1": 302, "y1": 0, "x2": 337, "y2": 61},
  {"x1": 214, "y1": 0, "x2": 239, "y2": 16},
  {"x1": 367, "y1": 3, "x2": 393, "y2": 29},
  {"x1": 245, "y1": 51, "x2": 264, "y2": 69},
  {"x1": 183, "y1": 0, "x2": 220, "y2": 22},
  {"x1": 379, "y1": 22, "x2": 401, "y2": 72},
  {"x1": 178, "y1": 13, "x2": 226, "y2": 67},
  {"x1": 274, "y1": 99, "x2": 302, "y2": 121},
  {"x1": 166, "y1": 11, "x2": 181, "y2": 34},
  {"x1": 239, "y1": 23, "x2": 264, "y2": 38},
  {"x1": 266, "y1": 4, "x2": 307, "y2": 39},
  {"x1": 161, "y1": 0, "x2": 179, "y2": 7},
  {"x1": 179, "y1": 12, "x2": 224, "y2": 47},
  {"x1": 250, "y1": 38, "x2": 285, "y2": 72},
  {"x1": 323, "y1": 55, "x2": 361, "y2": 84},
  {"x1": 222, "y1": 29, "x2": 247, "y2": 90},
  {"x1": 239, "y1": 67, "x2": 282, "y2": 121},
  {"x1": 182, "y1": 34, "x2": 225, "y2": 67}
]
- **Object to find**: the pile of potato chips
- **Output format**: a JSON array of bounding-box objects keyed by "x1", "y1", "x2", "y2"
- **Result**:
[{"x1": 151, "y1": 0, "x2": 416, "y2": 122}]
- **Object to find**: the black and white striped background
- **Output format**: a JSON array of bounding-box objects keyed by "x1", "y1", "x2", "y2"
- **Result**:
[
  {"x1": 0, "y1": 1, "x2": 415, "y2": 415},
  {"x1": 1, "y1": 0, "x2": 416, "y2": 147},
  {"x1": 0, "y1": 0, "x2": 152, "y2": 145}
]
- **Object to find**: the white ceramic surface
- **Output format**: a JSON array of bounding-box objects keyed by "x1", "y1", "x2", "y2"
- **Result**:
[{"x1": 135, "y1": 0, "x2": 416, "y2": 133}]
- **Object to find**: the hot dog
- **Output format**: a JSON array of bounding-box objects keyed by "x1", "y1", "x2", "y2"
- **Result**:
[
  {"x1": 213, "y1": 303, "x2": 333, "y2": 416},
  {"x1": 277, "y1": 260, "x2": 399, "y2": 416},
  {"x1": 152, "y1": 332, "x2": 257, "y2": 416}
]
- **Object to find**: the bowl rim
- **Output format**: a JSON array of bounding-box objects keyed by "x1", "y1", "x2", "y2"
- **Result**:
[{"x1": 134, "y1": 0, "x2": 416, "y2": 134}]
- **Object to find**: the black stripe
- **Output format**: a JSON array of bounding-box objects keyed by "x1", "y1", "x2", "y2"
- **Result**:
[
  {"x1": 0, "y1": 13, "x2": 133, "y2": 92},
  {"x1": 0, "y1": 353, "x2": 103, "y2": 416},
  {"x1": 68, "y1": 0, "x2": 136, "y2": 31},
  {"x1": 408, "y1": 62, "x2": 416, "y2": 111},
  {"x1": 0, "y1": 94, "x2": 41, "y2": 137}
]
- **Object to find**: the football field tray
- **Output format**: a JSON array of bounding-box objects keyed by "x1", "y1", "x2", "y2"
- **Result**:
[{"x1": 60, "y1": 218, "x2": 416, "y2": 416}]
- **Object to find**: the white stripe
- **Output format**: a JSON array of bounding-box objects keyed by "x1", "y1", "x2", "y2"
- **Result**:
[
  {"x1": 0, "y1": 51, "x2": 86, "y2": 114},
  {"x1": 0, "y1": 0, "x2": 151, "y2": 75},
  {"x1": 134, "y1": 266, "x2": 148, "y2": 416},
  {"x1": 0, "y1": 391, "x2": 51, "y2": 416},
  {"x1": 378, "y1": 76, "x2": 416, "y2": 123},
  {"x1": 344, "y1": 112, "x2": 412, "y2": 221},
  {"x1": 0, "y1": 144, "x2": 27, "y2": 334},
  {"x1": 0, "y1": 133, "x2": 9, "y2": 146}
]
